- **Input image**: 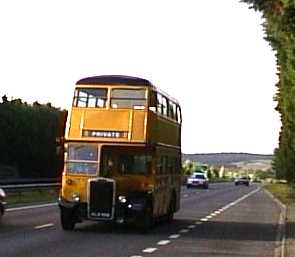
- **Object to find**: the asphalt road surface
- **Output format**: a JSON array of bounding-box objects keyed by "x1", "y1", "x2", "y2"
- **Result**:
[{"x1": 0, "y1": 183, "x2": 283, "y2": 257}]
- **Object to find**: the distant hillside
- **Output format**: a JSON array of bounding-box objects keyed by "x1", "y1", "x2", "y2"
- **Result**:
[{"x1": 182, "y1": 153, "x2": 273, "y2": 166}]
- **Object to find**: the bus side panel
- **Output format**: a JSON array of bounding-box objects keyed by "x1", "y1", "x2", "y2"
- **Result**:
[
  {"x1": 68, "y1": 109, "x2": 83, "y2": 139},
  {"x1": 131, "y1": 110, "x2": 146, "y2": 141},
  {"x1": 61, "y1": 174, "x2": 88, "y2": 203},
  {"x1": 157, "y1": 117, "x2": 180, "y2": 146},
  {"x1": 153, "y1": 147, "x2": 181, "y2": 218},
  {"x1": 147, "y1": 111, "x2": 180, "y2": 147}
]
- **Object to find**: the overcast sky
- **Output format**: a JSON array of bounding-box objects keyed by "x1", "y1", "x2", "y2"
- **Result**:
[{"x1": 0, "y1": 0, "x2": 280, "y2": 154}]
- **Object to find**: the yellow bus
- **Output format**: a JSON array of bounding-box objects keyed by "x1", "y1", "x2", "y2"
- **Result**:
[{"x1": 59, "y1": 75, "x2": 182, "y2": 231}]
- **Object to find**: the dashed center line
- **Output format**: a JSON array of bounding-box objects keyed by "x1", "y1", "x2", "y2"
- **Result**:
[
  {"x1": 157, "y1": 240, "x2": 170, "y2": 245},
  {"x1": 169, "y1": 234, "x2": 180, "y2": 239},
  {"x1": 131, "y1": 187, "x2": 260, "y2": 257},
  {"x1": 142, "y1": 248, "x2": 157, "y2": 253}
]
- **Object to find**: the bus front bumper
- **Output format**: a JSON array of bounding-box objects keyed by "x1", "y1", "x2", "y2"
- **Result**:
[{"x1": 58, "y1": 195, "x2": 148, "y2": 224}]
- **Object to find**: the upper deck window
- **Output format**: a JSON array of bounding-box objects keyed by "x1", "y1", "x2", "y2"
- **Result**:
[
  {"x1": 111, "y1": 89, "x2": 146, "y2": 109},
  {"x1": 176, "y1": 105, "x2": 182, "y2": 123},
  {"x1": 73, "y1": 88, "x2": 108, "y2": 108}
]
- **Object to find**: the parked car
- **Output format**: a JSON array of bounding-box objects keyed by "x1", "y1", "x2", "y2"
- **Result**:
[
  {"x1": 0, "y1": 188, "x2": 6, "y2": 219},
  {"x1": 186, "y1": 172, "x2": 209, "y2": 189},
  {"x1": 234, "y1": 176, "x2": 250, "y2": 186}
]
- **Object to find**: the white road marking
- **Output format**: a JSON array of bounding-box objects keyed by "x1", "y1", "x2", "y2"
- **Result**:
[
  {"x1": 264, "y1": 189, "x2": 287, "y2": 257},
  {"x1": 183, "y1": 194, "x2": 188, "y2": 198},
  {"x1": 179, "y1": 229, "x2": 189, "y2": 233},
  {"x1": 142, "y1": 248, "x2": 157, "y2": 253},
  {"x1": 7, "y1": 202, "x2": 58, "y2": 212},
  {"x1": 134, "y1": 188, "x2": 261, "y2": 257},
  {"x1": 218, "y1": 188, "x2": 260, "y2": 214},
  {"x1": 157, "y1": 240, "x2": 170, "y2": 245},
  {"x1": 34, "y1": 223, "x2": 54, "y2": 229},
  {"x1": 169, "y1": 234, "x2": 180, "y2": 239}
]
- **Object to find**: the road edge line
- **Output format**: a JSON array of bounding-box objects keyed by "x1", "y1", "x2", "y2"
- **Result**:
[
  {"x1": 6, "y1": 202, "x2": 58, "y2": 212},
  {"x1": 263, "y1": 189, "x2": 286, "y2": 257}
]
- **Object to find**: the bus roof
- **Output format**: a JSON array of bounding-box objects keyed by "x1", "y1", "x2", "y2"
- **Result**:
[
  {"x1": 76, "y1": 75, "x2": 154, "y2": 87},
  {"x1": 76, "y1": 75, "x2": 180, "y2": 105}
]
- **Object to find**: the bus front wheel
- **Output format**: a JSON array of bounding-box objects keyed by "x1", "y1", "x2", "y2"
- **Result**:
[{"x1": 60, "y1": 208, "x2": 76, "y2": 230}]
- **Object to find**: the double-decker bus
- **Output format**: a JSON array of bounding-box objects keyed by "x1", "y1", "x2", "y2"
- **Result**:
[{"x1": 59, "y1": 75, "x2": 182, "y2": 231}]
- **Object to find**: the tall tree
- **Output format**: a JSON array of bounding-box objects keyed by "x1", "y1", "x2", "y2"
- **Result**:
[
  {"x1": 0, "y1": 96, "x2": 67, "y2": 179},
  {"x1": 242, "y1": 0, "x2": 295, "y2": 182}
]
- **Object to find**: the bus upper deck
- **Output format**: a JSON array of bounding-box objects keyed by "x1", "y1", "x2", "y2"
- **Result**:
[{"x1": 67, "y1": 75, "x2": 182, "y2": 147}]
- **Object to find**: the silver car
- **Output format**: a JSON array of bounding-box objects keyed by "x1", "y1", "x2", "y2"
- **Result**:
[{"x1": 234, "y1": 176, "x2": 250, "y2": 186}]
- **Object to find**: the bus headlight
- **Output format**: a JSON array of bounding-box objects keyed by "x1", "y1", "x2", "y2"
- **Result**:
[
  {"x1": 118, "y1": 195, "x2": 127, "y2": 203},
  {"x1": 72, "y1": 193, "x2": 80, "y2": 202}
]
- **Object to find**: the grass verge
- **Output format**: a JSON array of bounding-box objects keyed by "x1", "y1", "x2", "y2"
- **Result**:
[
  {"x1": 6, "y1": 189, "x2": 59, "y2": 207},
  {"x1": 264, "y1": 183, "x2": 295, "y2": 205}
]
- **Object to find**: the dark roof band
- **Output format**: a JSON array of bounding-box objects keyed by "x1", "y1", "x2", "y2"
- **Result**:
[{"x1": 76, "y1": 75, "x2": 153, "y2": 87}]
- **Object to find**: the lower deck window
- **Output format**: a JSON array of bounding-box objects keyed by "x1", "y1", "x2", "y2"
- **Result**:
[
  {"x1": 66, "y1": 162, "x2": 98, "y2": 174},
  {"x1": 119, "y1": 155, "x2": 151, "y2": 175},
  {"x1": 66, "y1": 143, "x2": 98, "y2": 175},
  {"x1": 100, "y1": 146, "x2": 152, "y2": 176}
]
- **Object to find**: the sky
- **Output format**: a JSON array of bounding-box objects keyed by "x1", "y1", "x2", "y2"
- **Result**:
[{"x1": 0, "y1": 0, "x2": 280, "y2": 155}]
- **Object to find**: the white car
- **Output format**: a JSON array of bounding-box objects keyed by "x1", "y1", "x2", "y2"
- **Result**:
[
  {"x1": 186, "y1": 172, "x2": 209, "y2": 189},
  {"x1": 0, "y1": 188, "x2": 6, "y2": 219}
]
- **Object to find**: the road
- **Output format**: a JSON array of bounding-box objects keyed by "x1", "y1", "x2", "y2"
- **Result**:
[{"x1": 0, "y1": 183, "x2": 283, "y2": 257}]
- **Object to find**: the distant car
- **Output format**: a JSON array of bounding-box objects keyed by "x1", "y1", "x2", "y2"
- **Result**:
[
  {"x1": 0, "y1": 188, "x2": 6, "y2": 219},
  {"x1": 187, "y1": 172, "x2": 209, "y2": 189},
  {"x1": 234, "y1": 176, "x2": 250, "y2": 186}
]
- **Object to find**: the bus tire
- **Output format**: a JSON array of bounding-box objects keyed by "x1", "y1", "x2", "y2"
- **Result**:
[
  {"x1": 0, "y1": 205, "x2": 4, "y2": 221},
  {"x1": 60, "y1": 208, "x2": 76, "y2": 230},
  {"x1": 166, "y1": 195, "x2": 175, "y2": 224},
  {"x1": 138, "y1": 204, "x2": 154, "y2": 233}
]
